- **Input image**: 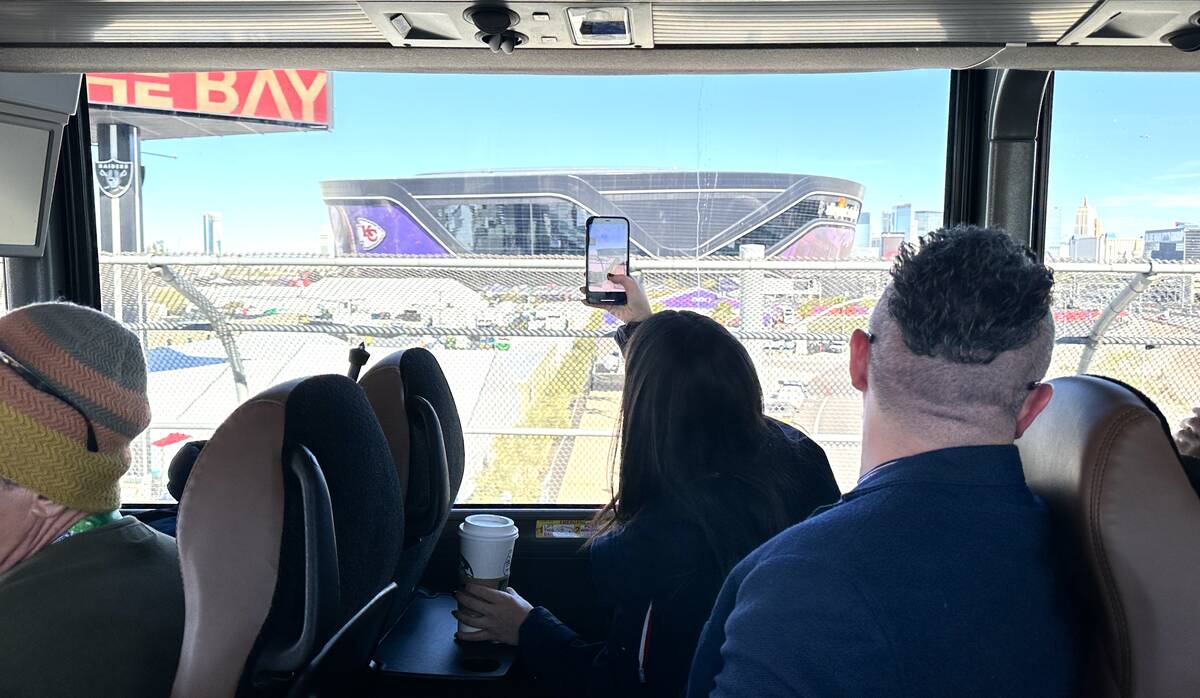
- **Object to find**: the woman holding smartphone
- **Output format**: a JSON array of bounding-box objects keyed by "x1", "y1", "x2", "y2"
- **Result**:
[{"x1": 455, "y1": 274, "x2": 840, "y2": 697}]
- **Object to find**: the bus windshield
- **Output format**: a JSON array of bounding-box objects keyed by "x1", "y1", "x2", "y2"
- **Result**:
[{"x1": 89, "y1": 69, "x2": 948, "y2": 503}]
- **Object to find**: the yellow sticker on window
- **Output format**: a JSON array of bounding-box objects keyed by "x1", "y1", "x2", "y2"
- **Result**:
[{"x1": 535, "y1": 519, "x2": 597, "y2": 539}]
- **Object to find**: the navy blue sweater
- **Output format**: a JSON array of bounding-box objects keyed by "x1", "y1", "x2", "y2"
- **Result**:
[
  {"x1": 688, "y1": 445, "x2": 1081, "y2": 698},
  {"x1": 517, "y1": 421, "x2": 840, "y2": 697}
]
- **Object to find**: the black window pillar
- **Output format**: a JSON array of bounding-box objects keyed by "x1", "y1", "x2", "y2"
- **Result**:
[{"x1": 944, "y1": 69, "x2": 1054, "y2": 257}]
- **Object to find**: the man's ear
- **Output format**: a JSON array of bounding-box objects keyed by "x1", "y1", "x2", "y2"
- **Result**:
[
  {"x1": 1015, "y1": 383, "x2": 1054, "y2": 439},
  {"x1": 849, "y1": 329, "x2": 871, "y2": 393},
  {"x1": 30, "y1": 495, "x2": 69, "y2": 519}
]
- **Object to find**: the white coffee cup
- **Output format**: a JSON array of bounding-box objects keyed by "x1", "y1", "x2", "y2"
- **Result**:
[{"x1": 457, "y1": 514, "x2": 520, "y2": 634}]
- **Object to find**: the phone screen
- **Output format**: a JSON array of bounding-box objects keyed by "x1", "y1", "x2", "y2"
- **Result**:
[{"x1": 586, "y1": 217, "x2": 630, "y2": 292}]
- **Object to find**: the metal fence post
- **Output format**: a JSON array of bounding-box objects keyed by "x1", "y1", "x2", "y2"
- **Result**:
[
  {"x1": 152, "y1": 263, "x2": 249, "y2": 402},
  {"x1": 740, "y1": 244, "x2": 765, "y2": 329},
  {"x1": 1077, "y1": 268, "x2": 1156, "y2": 375}
]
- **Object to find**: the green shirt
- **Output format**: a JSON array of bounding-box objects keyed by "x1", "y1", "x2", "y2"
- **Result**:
[{"x1": 0, "y1": 517, "x2": 184, "y2": 697}]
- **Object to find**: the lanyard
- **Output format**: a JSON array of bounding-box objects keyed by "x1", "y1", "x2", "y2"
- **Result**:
[
  {"x1": 638, "y1": 602, "x2": 653, "y2": 684},
  {"x1": 52, "y1": 510, "x2": 121, "y2": 545}
]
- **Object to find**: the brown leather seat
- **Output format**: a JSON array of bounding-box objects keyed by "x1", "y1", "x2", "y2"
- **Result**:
[
  {"x1": 1017, "y1": 375, "x2": 1200, "y2": 698},
  {"x1": 359, "y1": 348, "x2": 459, "y2": 605},
  {"x1": 357, "y1": 351, "x2": 410, "y2": 497},
  {"x1": 171, "y1": 379, "x2": 339, "y2": 698},
  {"x1": 172, "y1": 374, "x2": 404, "y2": 697}
]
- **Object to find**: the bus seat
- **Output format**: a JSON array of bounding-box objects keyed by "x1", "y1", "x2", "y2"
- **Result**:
[
  {"x1": 172, "y1": 380, "x2": 339, "y2": 698},
  {"x1": 1017, "y1": 375, "x2": 1200, "y2": 698},
  {"x1": 396, "y1": 348, "x2": 465, "y2": 504},
  {"x1": 403, "y1": 393, "x2": 451, "y2": 566},
  {"x1": 172, "y1": 376, "x2": 404, "y2": 697},
  {"x1": 359, "y1": 348, "x2": 460, "y2": 604},
  {"x1": 288, "y1": 583, "x2": 399, "y2": 698},
  {"x1": 136, "y1": 440, "x2": 207, "y2": 537},
  {"x1": 357, "y1": 354, "x2": 410, "y2": 504},
  {"x1": 283, "y1": 375, "x2": 404, "y2": 621},
  {"x1": 168, "y1": 439, "x2": 206, "y2": 502}
]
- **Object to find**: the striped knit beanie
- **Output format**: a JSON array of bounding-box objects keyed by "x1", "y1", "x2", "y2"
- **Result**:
[{"x1": 0, "y1": 302, "x2": 150, "y2": 512}]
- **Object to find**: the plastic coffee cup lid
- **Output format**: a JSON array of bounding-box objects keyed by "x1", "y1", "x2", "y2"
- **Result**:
[{"x1": 460, "y1": 514, "x2": 518, "y2": 539}]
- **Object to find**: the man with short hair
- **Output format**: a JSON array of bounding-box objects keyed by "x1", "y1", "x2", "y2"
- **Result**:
[
  {"x1": 0, "y1": 302, "x2": 184, "y2": 697},
  {"x1": 688, "y1": 226, "x2": 1080, "y2": 697}
]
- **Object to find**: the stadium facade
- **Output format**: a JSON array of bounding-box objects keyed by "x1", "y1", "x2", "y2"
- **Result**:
[{"x1": 320, "y1": 171, "x2": 865, "y2": 259}]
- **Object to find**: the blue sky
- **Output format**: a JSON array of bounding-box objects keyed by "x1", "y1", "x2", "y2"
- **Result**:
[
  {"x1": 127, "y1": 69, "x2": 1198, "y2": 253},
  {"x1": 1048, "y1": 72, "x2": 1200, "y2": 248}
]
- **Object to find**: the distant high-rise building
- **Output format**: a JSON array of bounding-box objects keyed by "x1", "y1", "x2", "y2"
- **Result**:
[
  {"x1": 1069, "y1": 235, "x2": 1105, "y2": 262},
  {"x1": 881, "y1": 209, "x2": 895, "y2": 234},
  {"x1": 914, "y1": 210, "x2": 942, "y2": 238},
  {"x1": 892, "y1": 203, "x2": 913, "y2": 240},
  {"x1": 1104, "y1": 236, "x2": 1144, "y2": 263},
  {"x1": 1145, "y1": 222, "x2": 1200, "y2": 262},
  {"x1": 202, "y1": 212, "x2": 223, "y2": 255},
  {"x1": 1074, "y1": 196, "x2": 1101, "y2": 238},
  {"x1": 855, "y1": 212, "x2": 871, "y2": 248},
  {"x1": 1050, "y1": 205, "x2": 1064, "y2": 249}
]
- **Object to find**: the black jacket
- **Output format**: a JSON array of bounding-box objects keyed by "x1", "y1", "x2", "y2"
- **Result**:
[
  {"x1": 0, "y1": 518, "x2": 184, "y2": 697},
  {"x1": 517, "y1": 419, "x2": 839, "y2": 697},
  {"x1": 515, "y1": 318, "x2": 839, "y2": 696}
]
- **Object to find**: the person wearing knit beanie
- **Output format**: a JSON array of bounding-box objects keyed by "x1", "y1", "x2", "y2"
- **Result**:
[
  {"x1": 0, "y1": 302, "x2": 184, "y2": 698},
  {"x1": 0, "y1": 302, "x2": 151, "y2": 508}
]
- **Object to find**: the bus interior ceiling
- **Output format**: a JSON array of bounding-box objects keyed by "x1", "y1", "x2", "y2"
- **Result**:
[
  {"x1": 0, "y1": 1, "x2": 1199, "y2": 697},
  {"x1": 0, "y1": 1, "x2": 1193, "y2": 75}
]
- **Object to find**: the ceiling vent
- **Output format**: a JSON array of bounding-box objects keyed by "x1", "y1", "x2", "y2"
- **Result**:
[
  {"x1": 1058, "y1": 1, "x2": 1200, "y2": 47},
  {"x1": 651, "y1": 1, "x2": 1094, "y2": 45},
  {"x1": 0, "y1": 1, "x2": 387, "y2": 44}
]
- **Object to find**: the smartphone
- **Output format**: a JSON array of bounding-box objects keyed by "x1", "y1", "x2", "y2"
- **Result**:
[{"x1": 585, "y1": 216, "x2": 630, "y2": 306}]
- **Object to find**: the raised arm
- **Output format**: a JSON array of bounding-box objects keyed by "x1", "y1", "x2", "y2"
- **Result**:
[{"x1": 582, "y1": 273, "x2": 652, "y2": 356}]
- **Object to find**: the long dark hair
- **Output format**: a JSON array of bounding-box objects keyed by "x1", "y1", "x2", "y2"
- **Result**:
[{"x1": 593, "y1": 310, "x2": 803, "y2": 575}]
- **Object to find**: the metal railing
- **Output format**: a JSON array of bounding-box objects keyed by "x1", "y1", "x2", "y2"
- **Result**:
[{"x1": 100, "y1": 254, "x2": 1200, "y2": 503}]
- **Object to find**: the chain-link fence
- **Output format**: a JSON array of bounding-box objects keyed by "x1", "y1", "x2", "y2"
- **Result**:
[{"x1": 100, "y1": 255, "x2": 1200, "y2": 503}]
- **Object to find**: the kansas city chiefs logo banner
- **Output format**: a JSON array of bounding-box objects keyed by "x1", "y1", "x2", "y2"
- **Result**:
[{"x1": 355, "y1": 217, "x2": 387, "y2": 251}]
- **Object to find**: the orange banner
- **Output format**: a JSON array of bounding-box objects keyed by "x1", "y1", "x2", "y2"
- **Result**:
[{"x1": 86, "y1": 70, "x2": 330, "y2": 125}]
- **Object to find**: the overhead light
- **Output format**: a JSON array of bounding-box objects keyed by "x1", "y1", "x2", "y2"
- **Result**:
[
  {"x1": 567, "y1": 7, "x2": 631, "y2": 45},
  {"x1": 389, "y1": 14, "x2": 412, "y2": 39}
]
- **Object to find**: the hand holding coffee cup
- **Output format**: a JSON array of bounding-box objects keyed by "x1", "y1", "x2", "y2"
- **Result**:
[
  {"x1": 453, "y1": 583, "x2": 533, "y2": 646},
  {"x1": 455, "y1": 514, "x2": 520, "y2": 636}
]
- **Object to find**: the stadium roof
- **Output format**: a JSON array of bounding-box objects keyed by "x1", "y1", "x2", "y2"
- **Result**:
[
  {"x1": 323, "y1": 170, "x2": 865, "y2": 258},
  {"x1": 412, "y1": 167, "x2": 686, "y2": 178}
]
